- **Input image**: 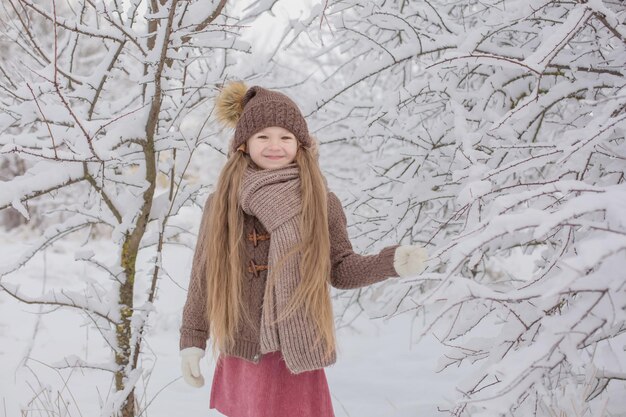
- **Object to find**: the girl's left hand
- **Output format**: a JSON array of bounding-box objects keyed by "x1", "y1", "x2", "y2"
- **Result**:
[{"x1": 393, "y1": 245, "x2": 428, "y2": 277}]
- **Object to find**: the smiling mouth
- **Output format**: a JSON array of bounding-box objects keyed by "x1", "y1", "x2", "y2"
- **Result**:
[{"x1": 265, "y1": 156, "x2": 284, "y2": 159}]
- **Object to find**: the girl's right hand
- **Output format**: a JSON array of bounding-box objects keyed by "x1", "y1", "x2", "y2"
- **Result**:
[{"x1": 180, "y1": 347, "x2": 205, "y2": 387}]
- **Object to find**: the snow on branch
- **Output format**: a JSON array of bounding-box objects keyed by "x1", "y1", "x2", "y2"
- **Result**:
[
  {"x1": 1, "y1": 0, "x2": 242, "y2": 413},
  {"x1": 0, "y1": 281, "x2": 119, "y2": 324},
  {"x1": 292, "y1": 0, "x2": 626, "y2": 415},
  {"x1": 0, "y1": 160, "x2": 85, "y2": 211}
]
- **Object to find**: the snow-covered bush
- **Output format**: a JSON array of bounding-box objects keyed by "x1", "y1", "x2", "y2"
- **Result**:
[
  {"x1": 0, "y1": 1, "x2": 256, "y2": 415},
  {"x1": 288, "y1": 1, "x2": 626, "y2": 415}
]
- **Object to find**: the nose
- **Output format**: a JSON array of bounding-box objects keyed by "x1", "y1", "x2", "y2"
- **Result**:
[{"x1": 267, "y1": 137, "x2": 282, "y2": 148}]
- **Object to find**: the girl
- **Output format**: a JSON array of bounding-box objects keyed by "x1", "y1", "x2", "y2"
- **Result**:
[{"x1": 179, "y1": 81, "x2": 427, "y2": 417}]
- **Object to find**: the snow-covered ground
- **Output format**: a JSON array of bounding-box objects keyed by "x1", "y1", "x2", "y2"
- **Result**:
[{"x1": 0, "y1": 229, "x2": 462, "y2": 417}]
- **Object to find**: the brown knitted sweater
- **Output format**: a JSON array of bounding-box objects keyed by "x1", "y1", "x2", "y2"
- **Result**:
[{"x1": 179, "y1": 191, "x2": 400, "y2": 367}]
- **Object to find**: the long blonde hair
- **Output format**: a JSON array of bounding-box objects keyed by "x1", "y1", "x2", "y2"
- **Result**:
[{"x1": 203, "y1": 139, "x2": 336, "y2": 362}]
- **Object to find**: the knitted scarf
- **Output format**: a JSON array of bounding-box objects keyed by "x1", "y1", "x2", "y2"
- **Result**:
[{"x1": 239, "y1": 162, "x2": 334, "y2": 373}]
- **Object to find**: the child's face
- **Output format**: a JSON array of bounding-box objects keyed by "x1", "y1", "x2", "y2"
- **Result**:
[{"x1": 246, "y1": 126, "x2": 299, "y2": 169}]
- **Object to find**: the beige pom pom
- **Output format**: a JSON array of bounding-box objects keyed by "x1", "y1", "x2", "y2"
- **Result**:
[{"x1": 215, "y1": 81, "x2": 248, "y2": 128}]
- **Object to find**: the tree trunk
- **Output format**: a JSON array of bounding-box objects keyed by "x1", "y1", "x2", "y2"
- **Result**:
[{"x1": 116, "y1": 238, "x2": 137, "y2": 417}]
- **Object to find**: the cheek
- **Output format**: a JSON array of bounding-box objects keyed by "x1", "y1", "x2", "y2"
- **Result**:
[{"x1": 247, "y1": 141, "x2": 261, "y2": 156}]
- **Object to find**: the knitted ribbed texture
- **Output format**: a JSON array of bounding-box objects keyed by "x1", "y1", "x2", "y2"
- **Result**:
[
  {"x1": 238, "y1": 164, "x2": 301, "y2": 357},
  {"x1": 239, "y1": 163, "x2": 302, "y2": 233},
  {"x1": 230, "y1": 86, "x2": 312, "y2": 155},
  {"x1": 180, "y1": 176, "x2": 401, "y2": 374},
  {"x1": 239, "y1": 163, "x2": 334, "y2": 373}
]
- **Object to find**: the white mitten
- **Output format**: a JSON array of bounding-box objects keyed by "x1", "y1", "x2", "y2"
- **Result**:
[
  {"x1": 393, "y1": 245, "x2": 428, "y2": 277},
  {"x1": 180, "y1": 347, "x2": 205, "y2": 388}
]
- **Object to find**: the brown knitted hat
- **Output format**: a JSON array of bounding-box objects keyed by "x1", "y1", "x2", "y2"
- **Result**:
[{"x1": 215, "y1": 81, "x2": 312, "y2": 156}]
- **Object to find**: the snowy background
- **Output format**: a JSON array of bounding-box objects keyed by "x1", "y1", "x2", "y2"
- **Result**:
[{"x1": 1, "y1": 0, "x2": 625, "y2": 416}]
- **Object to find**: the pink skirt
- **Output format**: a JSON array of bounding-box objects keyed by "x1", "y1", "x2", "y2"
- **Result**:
[{"x1": 209, "y1": 350, "x2": 335, "y2": 417}]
